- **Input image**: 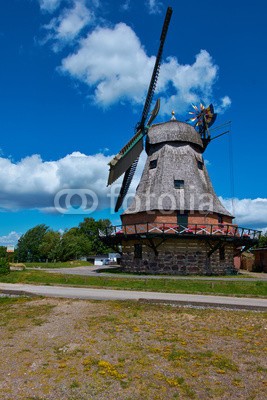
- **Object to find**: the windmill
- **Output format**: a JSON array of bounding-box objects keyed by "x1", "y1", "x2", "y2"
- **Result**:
[
  {"x1": 107, "y1": 6, "x2": 173, "y2": 212},
  {"x1": 100, "y1": 8, "x2": 261, "y2": 276},
  {"x1": 101, "y1": 112, "x2": 261, "y2": 274}
]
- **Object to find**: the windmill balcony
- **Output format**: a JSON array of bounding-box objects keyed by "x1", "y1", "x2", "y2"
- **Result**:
[{"x1": 99, "y1": 222, "x2": 261, "y2": 242}]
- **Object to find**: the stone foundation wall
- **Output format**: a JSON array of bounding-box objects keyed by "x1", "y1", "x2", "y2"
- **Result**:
[{"x1": 121, "y1": 238, "x2": 235, "y2": 275}]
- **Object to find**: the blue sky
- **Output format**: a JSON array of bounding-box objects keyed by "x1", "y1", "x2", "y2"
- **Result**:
[{"x1": 0, "y1": 0, "x2": 266, "y2": 245}]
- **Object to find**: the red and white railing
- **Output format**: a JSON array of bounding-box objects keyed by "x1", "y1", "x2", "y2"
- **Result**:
[{"x1": 99, "y1": 223, "x2": 261, "y2": 240}]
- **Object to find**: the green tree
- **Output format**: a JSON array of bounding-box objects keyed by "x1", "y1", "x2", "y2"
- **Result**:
[
  {"x1": 15, "y1": 218, "x2": 113, "y2": 263},
  {"x1": 39, "y1": 231, "x2": 61, "y2": 262},
  {"x1": 78, "y1": 218, "x2": 112, "y2": 254},
  {"x1": 0, "y1": 246, "x2": 7, "y2": 258},
  {"x1": 59, "y1": 228, "x2": 91, "y2": 261},
  {"x1": 17, "y1": 224, "x2": 49, "y2": 262},
  {"x1": 258, "y1": 232, "x2": 267, "y2": 248},
  {"x1": 0, "y1": 257, "x2": 10, "y2": 274}
]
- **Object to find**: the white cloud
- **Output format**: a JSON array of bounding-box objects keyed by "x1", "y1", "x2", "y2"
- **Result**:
[
  {"x1": 220, "y1": 197, "x2": 267, "y2": 229},
  {"x1": 39, "y1": 0, "x2": 62, "y2": 13},
  {"x1": 44, "y1": 0, "x2": 93, "y2": 50},
  {"x1": 37, "y1": 2, "x2": 231, "y2": 114},
  {"x1": 60, "y1": 25, "x2": 227, "y2": 114},
  {"x1": 216, "y1": 96, "x2": 232, "y2": 114},
  {"x1": 0, "y1": 231, "x2": 21, "y2": 246},
  {"x1": 0, "y1": 150, "x2": 145, "y2": 214},
  {"x1": 0, "y1": 152, "x2": 266, "y2": 231},
  {"x1": 146, "y1": 0, "x2": 162, "y2": 14},
  {"x1": 0, "y1": 152, "x2": 112, "y2": 211},
  {"x1": 159, "y1": 50, "x2": 219, "y2": 115},
  {"x1": 60, "y1": 23, "x2": 155, "y2": 105}
]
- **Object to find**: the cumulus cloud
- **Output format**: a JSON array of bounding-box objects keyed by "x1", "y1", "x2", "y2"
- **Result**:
[
  {"x1": 0, "y1": 151, "x2": 146, "y2": 214},
  {"x1": 60, "y1": 23, "x2": 156, "y2": 105},
  {"x1": 0, "y1": 151, "x2": 266, "y2": 231},
  {"x1": 39, "y1": 0, "x2": 63, "y2": 13},
  {"x1": 159, "y1": 50, "x2": 219, "y2": 115},
  {"x1": 60, "y1": 25, "x2": 226, "y2": 114},
  {"x1": 220, "y1": 197, "x2": 267, "y2": 229},
  {"x1": 216, "y1": 96, "x2": 232, "y2": 114},
  {"x1": 0, "y1": 231, "x2": 21, "y2": 246},
  {"x1": 44, "y1": 0, "x2": 93, "y2": 50},
  {"x1": 0, "y1": 152, "x2": 108, "y2": 211},
  {"x1": 37, "y1": 1, "x2": 231, "y2": 114}
]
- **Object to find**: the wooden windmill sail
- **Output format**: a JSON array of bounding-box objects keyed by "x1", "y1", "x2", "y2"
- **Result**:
[{"x1": 107, "y1": 7, "x2": 173, "y2": 212}]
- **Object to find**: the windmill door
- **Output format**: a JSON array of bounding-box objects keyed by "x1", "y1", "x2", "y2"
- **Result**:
[{"x1": 177, "y1": 211, "x2": 188, "y2": 233}]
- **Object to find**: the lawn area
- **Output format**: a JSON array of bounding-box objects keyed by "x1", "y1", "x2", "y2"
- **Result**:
[
  {"x1": 0, "y1": 270, "x2": 267, "y2": 297},
  {"x1": 0, "y1": 297, "x2": 266, "y2": 399},
  {"x1": 24, "y1": 260, "x2": 93, "y2": 269}
]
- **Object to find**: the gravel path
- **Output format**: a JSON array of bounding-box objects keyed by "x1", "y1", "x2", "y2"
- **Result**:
[{"x1": 1, "y1": 282, "x2": 267, "y2": 310}]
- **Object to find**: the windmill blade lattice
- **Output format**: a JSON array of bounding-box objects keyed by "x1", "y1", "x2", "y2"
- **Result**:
[
  {"x1": 107, "y1": 7, "x2": 172, "y2": 212},
  {"x1": 137, "y1": 9, "x2": 172, "y2": 131},
  {"x1": 115, "y1": 157, "x2": 139, "y2": 212},
  {"x1": 113, "y1": 99, "x2": 161, "y2": 210},
  {"x1": 107, "y1": 130, "x2": 144, "y2": 186}
]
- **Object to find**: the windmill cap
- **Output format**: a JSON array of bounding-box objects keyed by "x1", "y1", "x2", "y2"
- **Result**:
[{"x1": 148, "y1": 120, "x2": 203, "y2": 149}]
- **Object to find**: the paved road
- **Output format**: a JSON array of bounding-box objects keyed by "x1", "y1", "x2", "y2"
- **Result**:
[
  {"x1": 1, "y1": 282, "x2": 267, "y2": 310},
  {"x1": 27, "y1": 266, "x2": 267, "y2": 282}
]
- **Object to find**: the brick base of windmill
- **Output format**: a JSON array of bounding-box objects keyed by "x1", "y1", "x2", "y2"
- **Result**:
[{"x1": 101, "y1": 211, "x2": 259, "y2": 275}]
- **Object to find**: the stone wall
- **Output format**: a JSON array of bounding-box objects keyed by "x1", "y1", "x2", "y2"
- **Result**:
[{"x1": 121, "y1": 238, "x2": 235, "y2": 275}]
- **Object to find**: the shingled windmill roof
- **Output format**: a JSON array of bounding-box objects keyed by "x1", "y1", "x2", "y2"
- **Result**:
[
  {"x1": 124, "y1": 119, "x2": 233, "y2": 217},
  {"x1": 146, "y1": 120, "x2": 203, "y2": 150}
]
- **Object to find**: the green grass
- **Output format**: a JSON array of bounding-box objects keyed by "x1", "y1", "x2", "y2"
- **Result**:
[
  {"x1": 0, "y1": 296, "x2": 55, "y2": 332},
  {"x1": 0, "y1": 296, "x2": 30, "y2": 305},
  {"x1": 0, "y1": 270, "x2": 267, "y2": 297},
  {"x1": 99, "y1": 267, "x2": 252, "y2": 278},
  {"x1": 25, "y1": 260, "x2": 93, "y2": 269}
]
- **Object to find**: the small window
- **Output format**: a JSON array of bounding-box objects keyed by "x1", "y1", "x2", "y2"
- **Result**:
[
  {"x1": 149, "y1": 159, "x2": 157, "y2": 169},
  {"x1": 134, "y1": 244, "x2": 142, "y2": 259},
  {"x1": 197, "y1": 160, "x2": 203, "y2": 170},
  {"x1": 219, "y1": 246, "x2": 225, "y2": 261},
  {"x1": 174, "y1": 179, "x2": 184, "y2": 189},
  {"x1": 218, "y1": 214, "x2": 223, "y2": 224}
]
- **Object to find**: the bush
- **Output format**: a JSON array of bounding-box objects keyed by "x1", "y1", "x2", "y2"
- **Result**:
[{"x1": 0, "y1": 258, "x2": 10, "y2": 275}]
